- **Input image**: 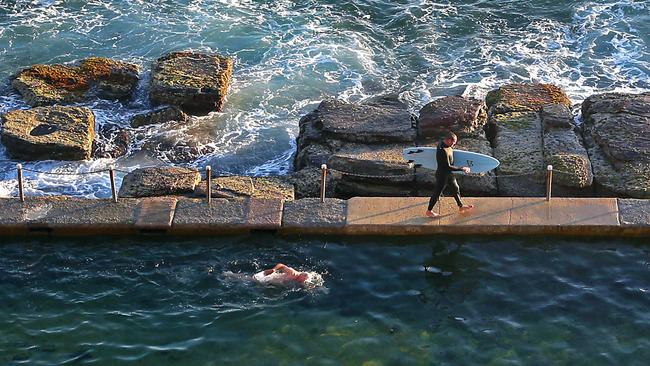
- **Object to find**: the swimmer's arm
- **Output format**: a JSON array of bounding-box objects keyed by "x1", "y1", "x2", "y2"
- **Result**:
[
  {"x1": 275, "y1": 263, "x2": 302, "y2": 276},
  {"x1": 274, "y1": 263, "x2": 293, "y2": 273},
  {"x1": 263, "y1": 264, "x2": 289, "y2": 275}
]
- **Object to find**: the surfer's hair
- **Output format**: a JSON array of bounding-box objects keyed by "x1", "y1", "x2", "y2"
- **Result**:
[{"x1": 446, "y1": 131, "x2": 457, "y2": 141}]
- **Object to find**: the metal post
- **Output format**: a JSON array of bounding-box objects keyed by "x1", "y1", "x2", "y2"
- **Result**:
[
  {"x1": 320, "y1": 164, "x2": 327, "y2": 203},
  {"x1": 109, "y1": 165, "x2": 118, "y2": 203},
  {"x1": 206, "y1": 165, "x2": 212, "y2": 204},
  {"x1": 16, "y1": 164, "x2": 24, "y2": 202},
  {"x1": 546, "y1": 165, "x2": 553, "y2": 201}
]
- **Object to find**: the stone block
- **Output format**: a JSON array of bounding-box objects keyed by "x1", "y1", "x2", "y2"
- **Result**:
[
  {"x1": 119, "y1": 167, "x2": 201, "y2": 197},
  {"x1": 150, "y1": 51, "x2": 234, "y2": 114},
  {"x1": 418, "y1": 96, "x2": 487, "y2": 138},
  {"x1": 1, "y1": 106, "x2": 95, "y2": 160},
  {"x1": 485, "y1": 83, "x2": 572, "y2": 114},
  {"x1": 12, "y1": 57, "x2": 140, "y2": 106},
  {"x1": 492, "y1": 112, "x2": 544, "y2": 196}
]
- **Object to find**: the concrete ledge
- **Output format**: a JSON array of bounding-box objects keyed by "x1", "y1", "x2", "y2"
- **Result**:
[
  {"x1": 343, "y1": 196, "x2": 626, "y2": 236},
  {"x1": 170, "y1": 197, "x2": 283, "y2": 234},
  {"x1": 0, "y1": 197, "x2": 140, "y2": 235},
  {"x1": 0, "y1": 196, "x2": 648, "y2": 237},
  {"x1": 281, "y1": 198, "x2": 347, "y2": 234},
  {"x1": 135, "y1": 197, "x2": 177, "y2": 232}
]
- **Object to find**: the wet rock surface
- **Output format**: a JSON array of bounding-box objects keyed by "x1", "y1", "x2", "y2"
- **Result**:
[
  {"x1": 486, "y1": 84, "x2": 577, "y2": 196},
  {"x1": 581, "y1": 92, "x2": 650, "y2": 197},
  {"x1": 92, "y1": 124, "x2": 130, "y2": 159},
  {"x1": 131, "y1": 106, "x2": 189, "y2": 128},
  {"x1": 12, "y1": 57, "x2": 140, "y2": 106},
  {"x1": 119, "y1": 166, "x2": 201, "y2": 198},
  {"x1": 328, "y1": 143, "x2": 416, "y2": 198},
  {"x1": 150, "y1": 51, "x2": 234, "y2": 114},
  {"x1": 1, "y1": 106, "x2": 95, "y2": 160}
]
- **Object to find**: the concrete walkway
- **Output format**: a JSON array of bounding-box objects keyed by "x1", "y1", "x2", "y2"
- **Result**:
[{"x1": 0, "y1": 196, "x2": 648, "y2": 236}]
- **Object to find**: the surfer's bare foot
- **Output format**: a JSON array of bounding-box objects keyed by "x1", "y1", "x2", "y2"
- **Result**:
[
  {"x1": 459, "y1": 205, "x2": 474, "y2": 213},
  {"x1": 425, "y1": 210, "x2": 440, "y2": 218}
]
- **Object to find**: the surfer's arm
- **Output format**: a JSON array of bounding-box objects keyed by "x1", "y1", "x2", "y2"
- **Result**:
[
  {"x1": 448, "y1": 163, "x2": 464, "y2": 171},
  {"x1": 439, "y1": 148, "x2": 463, "y2": 171}
]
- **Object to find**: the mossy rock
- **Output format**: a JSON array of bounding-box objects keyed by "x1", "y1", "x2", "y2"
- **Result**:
[
  {"x1": 543, "y1": 130, "x2": 593, "y2": 189},
  {"x1": 12, "y1": 57, "x2": 140, "y2": 106},
  {"x1": 486, "y1": 83, "x2": 571, "y2": 114},
  {"x1": 491, "y1": 111, "x2": 539, "y2": 131},
  {"x1": 493, "y1": 112, "x2": 545, "y2": 195},
  {"x1": 1, "y1": 106, "x2": 95, "y2": 160},
  {"x1": 150, "y1": 51, "x2": 234, "y2": 114},
  {"x1": 547, "y1": 153, "x2": 592, "y2": 187}
]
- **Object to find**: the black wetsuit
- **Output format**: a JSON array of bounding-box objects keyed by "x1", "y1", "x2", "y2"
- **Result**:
[{"x1": 427, "y1": 140, "x2": 464, "y2": 211}]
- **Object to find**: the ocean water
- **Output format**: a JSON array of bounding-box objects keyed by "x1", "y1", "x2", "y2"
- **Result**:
[
  {"x1": 1, "y1": 235, "x2": 649, "y2": 365},
  {"x1": 0, "y1": 0, "x2": 648, "y2": 197}
]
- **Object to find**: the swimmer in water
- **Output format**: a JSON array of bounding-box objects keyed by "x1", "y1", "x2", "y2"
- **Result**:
[{"x1": 224, "y1": 263, "x2": 323, "y2": 289}]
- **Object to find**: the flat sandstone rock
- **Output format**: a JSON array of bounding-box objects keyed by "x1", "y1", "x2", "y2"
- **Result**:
[
  {"x1": 1, "y1": 106, "x2": 95, "y2": 160},
  {"x1": 418, "y1": 96, "x2": 487, "y2": 138},
  {"x1": 12, "y1": 57, "x2": 140, "y2": 106},
  {"x1": 486, "y1": 83, "x2": 572, "y2": 114},
  {"x1": 119, "y1": 167, "x2": 201, "y2": 198},
  {"x1": 150, "y1": 51, "x2": 234, "y2": 114}
]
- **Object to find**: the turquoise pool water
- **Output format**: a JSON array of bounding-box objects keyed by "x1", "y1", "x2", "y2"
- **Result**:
[{"x1": 1, "y1": 235, "x2": 648, "y2": 365}]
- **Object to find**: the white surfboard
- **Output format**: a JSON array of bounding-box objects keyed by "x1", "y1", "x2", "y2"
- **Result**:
[{"x1": 403, "y1": 147, "x2": 499, "y2": 173}]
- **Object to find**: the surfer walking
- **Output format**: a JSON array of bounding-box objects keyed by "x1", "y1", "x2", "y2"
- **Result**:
[{"x1": 426, "y1": 131, "x2": 474, "y2": 218}]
